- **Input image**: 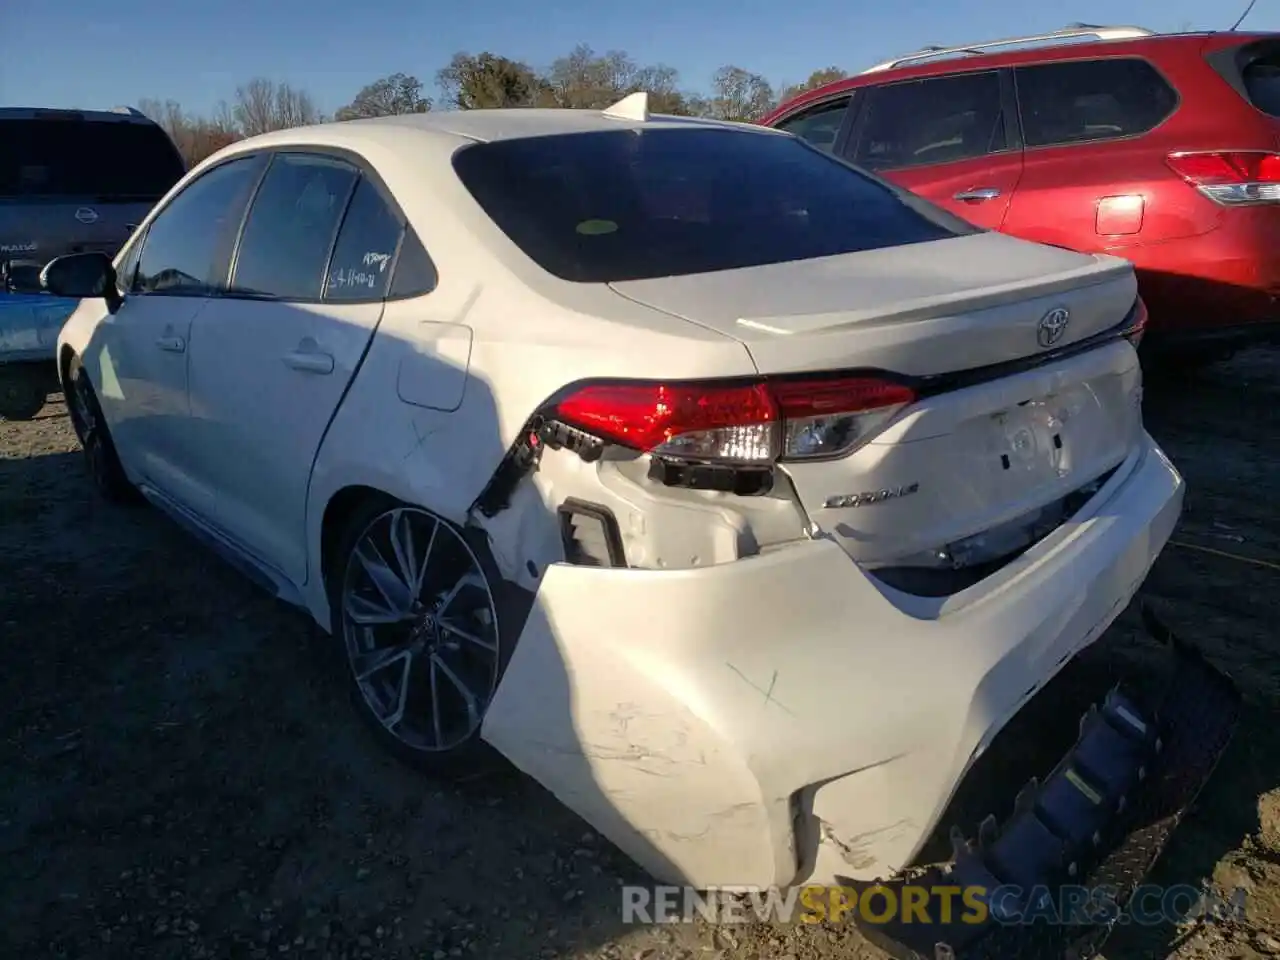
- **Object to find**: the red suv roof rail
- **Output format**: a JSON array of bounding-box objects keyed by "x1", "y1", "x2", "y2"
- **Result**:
[{"x1": 859, "y1": 23, "x2": 1156, "y2": 75}]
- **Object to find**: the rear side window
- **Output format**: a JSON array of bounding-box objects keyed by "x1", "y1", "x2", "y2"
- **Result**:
[
  {"x1": 773, "y1": 98, "x2": 851, "y2": 153},
  {"x1": 452, "y1": 128, "x2": 975, "y2": 284},
  {"x1": 324, "y1": 177, "x2": 406, "y2": 301},
  {"x1": 1244, "y1": 54, "x2": 1280, "y2": 116},
  {"x1": 851, "y1": 72, "x2": 1006, "y2": 171},
  {"x1": 231, "y1": 153, "x2": 359, "y2": 300},
  {"x1": 1015, "y1": 59, "x2": 1178, "y2": 148},
  {"x1": 134, "y1": 155, "x2": 264, "y2": 296},
  {"x1": 0, "y1": 118, "x2": 185, "y2": 200}
]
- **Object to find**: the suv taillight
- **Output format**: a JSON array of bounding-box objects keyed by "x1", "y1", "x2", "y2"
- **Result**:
[
  {"x1": 552, "y1": 375, "x2": 916, "y2": 465},
  {"x1": 1166, "y1": 151, "x2": 1280, "y2": 204}
]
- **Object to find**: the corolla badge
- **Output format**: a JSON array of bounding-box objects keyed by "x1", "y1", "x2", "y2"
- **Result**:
[
  {"x1": 74, "y1": 207, "x2": 99, "y2": 225},
  {"x1": 1037, "y1": 307, "x2": 1071, "y2": 348}
]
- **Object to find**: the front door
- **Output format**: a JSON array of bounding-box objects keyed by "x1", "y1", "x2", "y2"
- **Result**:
[{"x1": 88, "y1": 153, "x2": 267, "y2": 508}]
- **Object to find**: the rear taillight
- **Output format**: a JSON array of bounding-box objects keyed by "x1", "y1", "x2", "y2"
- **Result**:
[
  {"x1": 1166, "y1": 151, "x2": 1280, "y2": 204},
  {"x1": 552, "y1": 375, "x2": 916, "y2": 465}
]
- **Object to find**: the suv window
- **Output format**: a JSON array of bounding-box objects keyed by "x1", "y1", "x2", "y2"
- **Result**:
[
  {"x1": 231, "y1": 153, "x2": 359, "y2": 300},
  {"x1": 324, "y1": 177, "x2": 406, "y2": 301},
  {"x1": 1015, "y1": 59, "x2": 1178, "y2": 148},
  {"x1": 774, "y1": 98, "x2": 851, "y2": 153},
  {"x1": 452, "y1": 127, "x2": 976, "y2": 284},
  {"x1": 1243, "y1": 52, "x2": 1280, "y2": 116},
  {"x1": 851, "y1": 72, "x2": 1005, "y2": 171},
  {"x1": 134, "y1": 155, "x2": 265, "y2": 296},
  {"x1": 0, "y1": 118, "x2": 185, "y2": 200}
]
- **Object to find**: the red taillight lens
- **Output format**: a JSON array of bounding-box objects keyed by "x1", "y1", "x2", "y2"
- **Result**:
[
  {"x1": 556, "y1": 381, "x2": 779, "y2": 462},
  {"x1": 552, "y1": 376, "x2": 916, "y2": 464},
  {"x1": 1166, "y1": 151, "x2": 1280, "y2": 204}
]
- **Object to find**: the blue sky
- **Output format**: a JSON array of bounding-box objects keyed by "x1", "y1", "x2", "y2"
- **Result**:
[{"x1": 1, "y1": 0, "x2": 1274, "y2": 116}]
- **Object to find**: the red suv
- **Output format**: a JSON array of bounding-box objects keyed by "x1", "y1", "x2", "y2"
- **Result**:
[{"x1": 760, "y1": 24, "x2": 1280, "y2": 366}]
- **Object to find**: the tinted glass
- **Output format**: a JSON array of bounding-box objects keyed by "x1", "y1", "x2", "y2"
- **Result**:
[
  {"x1": 1243, "y1": 52, "x2": 1280, "y2": 116},
  {"x1": 452, "y1": 128, "x2": 973, "y2": 283},
  {"x1": 389, "y1": 228, "x2": 438, "y2": 298},
  {"x1": 774, "y1": 98, "x2": 851, "y2": 153},
  {"x1": 0, "y1": 118, "x2": 185, "y2": 199},
  {"x1": 231, "y1": 154, "x2": 358, "y2": 300},
  {"x1": 852, "y1": 72, "x2": 1005, "y2": 171},
  {"x1": 134, "y1": 155, "x2": 263, "y2": 296},
  {"x1": 1015, "y1": 59, "x2": 1178, "y2": 148},
  {"x1": 324, "y1": 177, "x2": 405, "y2": 300}
]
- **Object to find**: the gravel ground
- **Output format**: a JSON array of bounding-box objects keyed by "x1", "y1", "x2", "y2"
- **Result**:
[{"x1": 1, "y1": 351, "x2": 1278, "y2": 960}]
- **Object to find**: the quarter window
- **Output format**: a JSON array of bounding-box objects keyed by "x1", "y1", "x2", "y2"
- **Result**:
[
  {"x1": 851, "y1": 72, "x2": 1006, "y2": 171},
  {"x1": 133, "y1": 154, "x2": 264, "y2": 296},
  {"x1": 774, "y1": 98, "x2": 851, "y2": 153},
  {"x1": 231, "y1": 153, "x2": 359, "y2": 300},
  {"x1": 324, "y1": 177, "x2": 405, "y2": 301},
  {"x1": 1015, "y1": 59, "x2": 1178, "y2": 148}
]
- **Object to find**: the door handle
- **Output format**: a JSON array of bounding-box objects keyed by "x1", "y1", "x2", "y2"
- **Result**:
[
  {"x1": 283, "y1": 350, "x2": 335, "y2": 375},
  {"x1": 155, "y1": 336, "x2": 185, "y2": 353},
  {"x1": 954, "y1": 187, "x2": 1001, "y2": 202}
]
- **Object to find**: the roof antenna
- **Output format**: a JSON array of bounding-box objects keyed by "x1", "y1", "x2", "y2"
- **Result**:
[
  {"x1": 1229, "y1": 0, "x2": 1258, "y2": 30},
  {"x1": 602, "y1": 91, "x2": 650, "y2": 122}
]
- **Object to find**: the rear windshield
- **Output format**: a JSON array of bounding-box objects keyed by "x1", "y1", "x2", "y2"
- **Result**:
[
  {"x1": 0, "y1": 118, "x2": 186, "y2": 200},
  {"x1": 451, "y1": 127, "x2": 976, "y2": 283}
]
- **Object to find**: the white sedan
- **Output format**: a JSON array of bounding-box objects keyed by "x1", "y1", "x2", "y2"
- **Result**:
[{"x1": 48, "y1": 94, "x2": 1181, "y2": 892}]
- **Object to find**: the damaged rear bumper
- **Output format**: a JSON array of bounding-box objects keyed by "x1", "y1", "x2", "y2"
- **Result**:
[
  {"x1": 480, "y1": 434, "x2": 1184, "y2": 890},
  {"x1": 848, "y1": 604, "x2": 1241, "y2": 960}
]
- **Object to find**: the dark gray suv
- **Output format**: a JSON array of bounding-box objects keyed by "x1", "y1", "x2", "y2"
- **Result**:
[{"x1": 1, "y1": 106, "x2": 185, "y2": 419}]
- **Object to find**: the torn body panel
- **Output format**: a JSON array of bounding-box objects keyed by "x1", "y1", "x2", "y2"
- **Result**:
[
  {"x1": 481, "y1": 432, "x2": 1184, "y2": 889},
  {"x1": 470, "y1": 434, "x2": 815, "y2": 590}
]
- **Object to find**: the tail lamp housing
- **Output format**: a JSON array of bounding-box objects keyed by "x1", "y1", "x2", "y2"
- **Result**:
[
  {"x1": 1166, "y1": 151, "x2": 1280, "y2": 205},
  {"x1": 551, "y1": 375, "x2": 917, "y2": 466}
]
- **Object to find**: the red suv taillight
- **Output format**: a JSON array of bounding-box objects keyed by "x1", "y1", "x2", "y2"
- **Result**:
[
  {"x1": 1166, "y1": 151, "x2": 1280, "y2": 204},
  {"x1": 553, "y1": 375, "x2": 917, "y2": 465}
]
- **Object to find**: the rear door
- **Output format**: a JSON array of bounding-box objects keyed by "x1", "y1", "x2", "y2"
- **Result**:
[
  {"x1": 184, "y1": 152, "x2": 403, "y2": 585},
  {"x1": 1000, "y1": 57, "x2": 1183, "y2": 251},
  {"x1": 843, "y1": 70, "x2": 1024, "y2": 230}
]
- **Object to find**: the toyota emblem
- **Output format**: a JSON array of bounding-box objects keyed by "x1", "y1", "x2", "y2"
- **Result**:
[
  {"x1": 74, "y1": 207, "x2": 99, "y2": 225},
  {"x1": 1037, "y1": 307, "x2": 1071, "y2": 349}
]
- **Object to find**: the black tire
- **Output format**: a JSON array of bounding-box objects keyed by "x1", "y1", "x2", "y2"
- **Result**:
[
  {"x1": 0, "y1": 365, "x2": 49, "y2": 421},
  {"x1": 64, "y1": 356, "x2": 140, "y2": 504},
  {"x1": 326, "y1": 494, "x2": 528, "y2": 779}
]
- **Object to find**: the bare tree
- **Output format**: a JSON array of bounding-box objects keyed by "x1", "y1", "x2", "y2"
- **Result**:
[
  {"x1": 335, "y1": 73, "x2": 430, "y2": 121},
  {"x1": 232, "y1": 78, "x2": 321, "y2": 136},
  {"x1": 702, "y1": 66, "x2": 777, "y2": 122},
  {"x1": 137, "y1": 98, "x2": 242, "y2": 166}
]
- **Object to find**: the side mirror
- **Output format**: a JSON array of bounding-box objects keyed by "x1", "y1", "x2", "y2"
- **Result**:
[{"x1": 40, "y1": 252, "x2": 123, "y2": 313}]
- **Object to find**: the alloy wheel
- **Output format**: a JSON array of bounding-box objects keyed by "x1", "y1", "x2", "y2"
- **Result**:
[{"x1": 340, "y1": 507, "x2": 501, "y2": 753}]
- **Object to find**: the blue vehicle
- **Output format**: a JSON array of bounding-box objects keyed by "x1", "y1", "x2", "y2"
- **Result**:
[{"x1": 1, "y1": 106, "x2": 185, "y2": 419}]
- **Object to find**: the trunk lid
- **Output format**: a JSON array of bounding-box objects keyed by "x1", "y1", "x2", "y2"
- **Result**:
[
  {"x1": 612, "y1": 230, "x2": 1144, "y2": 585},
  {"x1": 609, "y1": 230, "x2": 1136, "y2": 376}
]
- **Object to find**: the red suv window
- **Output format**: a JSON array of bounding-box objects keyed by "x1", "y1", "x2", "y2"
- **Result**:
[
  {"x1": 850, "y1": 71, "x2": 1006, "y2": 172},
  {"x1": 1013, "y1": 58, "x2": 1178, "y2": 148}
]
